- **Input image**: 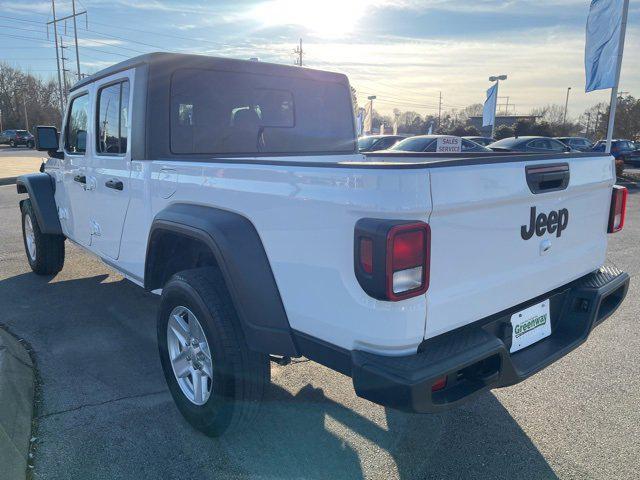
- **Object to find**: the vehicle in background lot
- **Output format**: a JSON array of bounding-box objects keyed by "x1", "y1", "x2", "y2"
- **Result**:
[
  {"x1": 389, "y1": 135, "x2": 491, "y2": 152},
  {"x1": 555, "y1": 137, "x2": 594, "y2": 152},
  {"x1": 463, "y1": 136, "x2": 494, "y2": 147},
  {"x1": 357, "y1": 135, "x2": 406, "y2": 152},
  {"x1": 17, "y1": 53, "x2": 629, "y2": 437},
  {"x1": 0, "y1": 129, "x2": 35, "y2": 148},
  {"x1": 489, "y1": 136, "x2": 573, "y2": 153},
  {"x1": 592, "y1": 139, "x2": 636, "y2": 161},
  {"x1": 592, "y1": 139, "x2": 636, "y2": 174}
]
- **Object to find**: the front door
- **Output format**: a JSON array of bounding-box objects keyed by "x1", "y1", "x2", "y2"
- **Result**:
[
  {"x1": 90, "y1": 77, "x2": 132, "y2": 260},
  {"x1": 62, "y1": 92, "x2": 93, "y2": 246}
]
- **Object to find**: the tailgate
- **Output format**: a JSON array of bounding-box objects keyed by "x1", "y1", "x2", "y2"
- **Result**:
[{"x1": 425, "y1": 155, "x2": 615, "y2": 339}]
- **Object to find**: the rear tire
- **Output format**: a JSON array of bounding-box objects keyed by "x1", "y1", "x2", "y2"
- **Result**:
[
  {"x1": 9, "y1": 140, "x2": 16, "y2": 148},
  {"x1": 157, "y1": 267, "x2": 270, "y2": 437},
  {"x1": 21, "y1": 199, "x2": 65, "y2": 275}
]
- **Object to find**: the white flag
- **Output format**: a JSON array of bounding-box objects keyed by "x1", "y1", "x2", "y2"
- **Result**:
[
  {"x1": 483, "y1": 84, "x2": 498, "y2": 127},
  {"x1": 585, "y1": 0, "x2": 625, "y2": 92}
]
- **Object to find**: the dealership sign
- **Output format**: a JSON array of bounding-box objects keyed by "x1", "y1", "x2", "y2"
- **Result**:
[{"x1": 436, "y1": 136, "x2": 462, "y2": 153}]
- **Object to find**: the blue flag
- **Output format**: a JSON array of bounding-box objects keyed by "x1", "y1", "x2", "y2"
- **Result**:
[
  {"x1": 585, "y1": 0, "x2": 625, "y2": 92},
  {"x1": 482, "y1": 84, "x2": 497, "y2": 127}
]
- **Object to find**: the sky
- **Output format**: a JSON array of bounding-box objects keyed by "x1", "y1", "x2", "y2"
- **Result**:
[{"x1": 0, "y1": 0, "x2": 638, "y2": 119}]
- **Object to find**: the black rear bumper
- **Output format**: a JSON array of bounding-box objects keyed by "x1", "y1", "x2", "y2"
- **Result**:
[{"x1": 350, "y1": 266, "x2": 629, "y2": 413}]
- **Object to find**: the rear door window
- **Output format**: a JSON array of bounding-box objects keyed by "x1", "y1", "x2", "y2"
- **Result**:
[
  {"x1": 96, "y1": 80, "x2": 130, "y2": 155},
  {"x1": 170, "y1": 68, "x2": 355, "y2": 155}
]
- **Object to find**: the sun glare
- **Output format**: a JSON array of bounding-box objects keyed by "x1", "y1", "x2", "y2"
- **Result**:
[{"x1": 253, "y1": 0, "x2": 368, "y2": 37}]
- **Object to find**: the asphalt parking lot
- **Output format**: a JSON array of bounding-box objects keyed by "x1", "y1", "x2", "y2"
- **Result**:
[{"x1": 1, "y1": 181, "x2": 639, "y2": 480}]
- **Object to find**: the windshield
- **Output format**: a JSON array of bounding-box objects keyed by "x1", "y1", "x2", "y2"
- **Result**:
[{"x1": 390, "y1": 137, "x2": 433, "y2": 151}]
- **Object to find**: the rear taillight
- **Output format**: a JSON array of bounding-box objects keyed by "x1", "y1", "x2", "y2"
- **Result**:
[
  {"x1": 386, "y1": 224, "x2": 429, "y2": 300},
  {"x1": 355, "y1": 219, "x2": 430, "y2": 301},
  {"x1": 608, "y1": 185, "x2": 628, "y2": 233}
]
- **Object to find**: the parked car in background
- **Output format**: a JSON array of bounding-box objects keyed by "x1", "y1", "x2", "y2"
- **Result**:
[
  {"x1": 389, "y1": 135, "x2": 491, "y2": 153},
  {"x1": 555, "y1": 137, "x2": 594, "y2": 152},
  {"x1": 489, "y1": 136, "x2": 573, "y2": 153},
  {"x1": 592, "y1": 139, "x2": 637, "y2": 162},
  {"x1": 357, "y1": 135, "x2": 406, "y2": 152},
  {"x1": 463, "y1": 136, "x2": 494, "y2": 147},
  {"x1": 0, "y1": 129, "x2": 35, "y2": 148}
]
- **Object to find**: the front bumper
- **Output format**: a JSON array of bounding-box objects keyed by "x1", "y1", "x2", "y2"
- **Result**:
[{"x1": 351, "y1": 266, "x2": 629, "y2": 413}]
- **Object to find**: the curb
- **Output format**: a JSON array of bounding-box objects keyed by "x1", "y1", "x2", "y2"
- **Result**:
[
  {"x1": 0, "y1": 328, "x2": 35, "y2": 480},
  {"x1": 0, "y1": 177, "x2": 17, "y2": 187}
]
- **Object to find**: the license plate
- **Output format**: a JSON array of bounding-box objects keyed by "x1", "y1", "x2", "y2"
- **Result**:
[{"x1": 510, "y1": 300, "x2": 551, "y2": 353}]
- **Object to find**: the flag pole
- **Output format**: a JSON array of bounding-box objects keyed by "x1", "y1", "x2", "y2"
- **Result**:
[{"x1": 605, "y1": 0, "x2": 629, "y2": 153}]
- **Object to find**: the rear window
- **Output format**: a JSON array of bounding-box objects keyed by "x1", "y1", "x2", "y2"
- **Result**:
[{"x1": 170, "y1": 68, "x2": 355, "y2": 155}]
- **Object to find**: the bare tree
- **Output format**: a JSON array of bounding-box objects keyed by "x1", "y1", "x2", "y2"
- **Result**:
[{"x1": 0, "y1": 64, "x2": 63, "y2": 131}]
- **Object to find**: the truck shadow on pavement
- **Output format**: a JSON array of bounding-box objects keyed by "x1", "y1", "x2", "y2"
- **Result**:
[{"x1": 0, "y1": 272, "x2": 559, "y2": 480}]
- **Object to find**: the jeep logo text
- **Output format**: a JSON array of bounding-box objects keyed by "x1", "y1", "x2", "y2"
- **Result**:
[{"x1": 521, "y1": 206, "x2": 568, "y2": 240}]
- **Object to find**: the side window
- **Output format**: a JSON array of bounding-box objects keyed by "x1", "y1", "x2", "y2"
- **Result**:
[
  {"x1": 96, "y1": 80, "x2": 130, "y2": 155},
  {"x1": 423, "y1": 140, "x2": 437, "y2": 152},
  {"x1": 527, "y1": 139, "x2": 544, "y2": 150},
  {"x1": 548, "y1": 139, "x2": 566, "y2": 152},
  {"x1": 461, "y1": 139, "x2": 478, "y2": 151},
  {"x1": 65, "y1": 94, "x2": 89, "y2": 154}
]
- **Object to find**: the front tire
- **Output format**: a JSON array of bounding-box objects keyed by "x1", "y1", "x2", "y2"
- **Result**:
[
  {"x1": 9, "y1": 140, "x2": 16, "y2": 148},
  {"x1": 157, "y1": 268, "x2": 270, "y2": 436},
  {"x1": 21, "y1": 199, "x2": 65, "y2": 275}
]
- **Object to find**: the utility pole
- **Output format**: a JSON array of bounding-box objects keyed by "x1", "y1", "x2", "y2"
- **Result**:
[
  {"x1": 60, "y1": 36, "x2": 69, "y2": 98},
  {"x1": 0, "y1": 109, "x2": 3, "y2": 132},
  {"x1": 23, "y1": 97, "x2": 29, "y2": 131},
  {"x1": 72, "y1": 0, "x2": 81, "y2": 80},
  {"x1": 50, "y1": 0, "x2": 64, "y2": 113},
  {"x1": 47, "y1": 2, "x2": 87, "y2": 86},
  {"x1": 294, "y1": 38, "x2": 304, "y2": 66},
  {"x1": 437, "y1": 91, "x2": 442, "y2": 129},
  {"x1": 563, "y1": 87, "x2": 571, "y2": 124}
]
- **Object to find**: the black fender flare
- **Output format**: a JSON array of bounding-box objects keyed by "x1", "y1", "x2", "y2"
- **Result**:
[
  {"x1": 145, "y1": 203, "x2": 298, "y2": 356},
  {"x1": 16, "y1": 173, "x2": 63, "y2": 235}
]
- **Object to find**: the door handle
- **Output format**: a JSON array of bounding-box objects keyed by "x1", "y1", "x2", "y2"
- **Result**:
[
  {"x1": 73, "y1": 174, "x2": 86, "y2": 184},
  {"x1": 105, "y1": 179, "x2": 124, "y2": 191}
]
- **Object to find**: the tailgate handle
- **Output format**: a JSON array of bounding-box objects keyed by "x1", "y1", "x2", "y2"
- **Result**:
[{"x1": 525, "y1": 163, "x2": 569, "y2": 194}]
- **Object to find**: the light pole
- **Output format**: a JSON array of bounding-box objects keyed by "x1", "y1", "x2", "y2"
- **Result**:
[
  {"x1": 563, "y1": 87, "x2": 571, "y2": 125},
  {"x1": 488, "y1": 75, "x2": 507, "y2": 138},
  {"x1": 367, "y1": 95, "x2": 376, "y2": 135}
]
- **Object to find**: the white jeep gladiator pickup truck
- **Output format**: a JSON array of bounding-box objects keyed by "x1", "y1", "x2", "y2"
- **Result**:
[{"x1": 17, "y1": 53, "x2": 629, "y2": 436}]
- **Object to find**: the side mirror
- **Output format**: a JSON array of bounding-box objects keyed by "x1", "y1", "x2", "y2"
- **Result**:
[
  {"x1": 35, "y1": 126, "x2": 59, "y2": 152},
  {"x1": 564, "y1": 146, "x2": 572, "y2": 152}
]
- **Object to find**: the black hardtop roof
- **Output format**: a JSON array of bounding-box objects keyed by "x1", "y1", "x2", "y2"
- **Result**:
[{"x1": 70, "y1": 52, "x2": 349, "y2": 92}]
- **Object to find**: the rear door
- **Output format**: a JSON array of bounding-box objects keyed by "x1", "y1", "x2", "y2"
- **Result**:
[
  {"x1": 89, "y1": 74, "x2": 133, "y2": 260},
  {"x1": 425, "y1": 155, "x2": 614, "y2": 339}
]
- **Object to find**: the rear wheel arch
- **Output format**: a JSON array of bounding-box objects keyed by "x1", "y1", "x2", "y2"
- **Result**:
[{"x1": 145, "y1": 204, "x2": 298, "y2": 357}]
